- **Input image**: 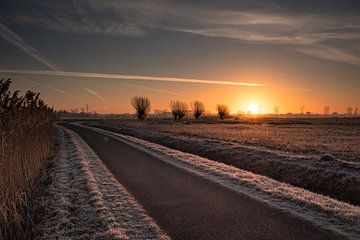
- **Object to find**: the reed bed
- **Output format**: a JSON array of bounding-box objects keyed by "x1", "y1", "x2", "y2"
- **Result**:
[{"x1": 0, "y1": 79, "x2": 54, "y2": 239}]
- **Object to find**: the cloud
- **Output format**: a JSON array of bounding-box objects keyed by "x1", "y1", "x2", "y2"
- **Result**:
[
  {"x1": 0, "y1": 69, "x2": 266, "y2": 87},
  {"x1": 83, "y1": 87, "x2": 105, "y2": 100},
  {"x1": 296, "y1": 45, "x2": 360, "y2": 66},
  {"x1": 1, "y1": 1, "x2": 360, "y2": 65},
  {"x1": 31, "y1": 80, "x2": 83, "y2": 100},
  {"x1": 0, "y1": 23, "x2": 60, "y2": 71}
]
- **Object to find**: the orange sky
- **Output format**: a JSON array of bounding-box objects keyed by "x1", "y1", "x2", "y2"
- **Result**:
[{"x1": 1, "y1": 1, "x2": 359, "y2": 115}]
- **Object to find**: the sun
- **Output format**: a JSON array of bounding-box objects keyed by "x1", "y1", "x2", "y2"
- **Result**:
[{"x1": 246, "y1": 102, "x2": 260, "y2": 114}]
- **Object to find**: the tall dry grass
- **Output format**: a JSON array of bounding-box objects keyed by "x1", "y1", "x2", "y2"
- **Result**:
[{"x1": 0, "y1": 79, "x2": 54, "y2": 239}]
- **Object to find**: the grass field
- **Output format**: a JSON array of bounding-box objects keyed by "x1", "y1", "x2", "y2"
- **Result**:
[
  {"x1": 92, "y1": 117, "x2": 360, "y2": 162},
  {"x1": 87, "y1": 117, "x2": 360, "y2": 205}
]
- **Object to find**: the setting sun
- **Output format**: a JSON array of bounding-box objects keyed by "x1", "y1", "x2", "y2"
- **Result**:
[
  {"x1": 1, "y1": 1, "x2": 360, "y2": 239},
  {"x1": 246, "y1": 102, "x2": 261, "y2": 114}
]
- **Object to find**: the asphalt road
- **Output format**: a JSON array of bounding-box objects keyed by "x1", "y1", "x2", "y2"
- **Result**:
[{"x1": 63, "y1": 124, "x2": 346, "y2": 240}]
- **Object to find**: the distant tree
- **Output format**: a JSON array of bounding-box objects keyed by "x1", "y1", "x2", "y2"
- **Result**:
[
  {"x1": 170, "y1": 100, "x2": 188, "y2": 120},
  {"x1": 216, "y1": 104, "x2": 229, "y2": 119},
  {"x1": 191, "y1": 100, "x2": 205, "y2": 119},
  {"x1": 131, "y1": 96, "x2": 151, "y2": 120}
]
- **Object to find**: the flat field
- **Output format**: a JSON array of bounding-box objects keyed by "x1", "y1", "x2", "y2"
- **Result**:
[{"x1": 87, "y1": 117, "x2": 360, "y2": 205}]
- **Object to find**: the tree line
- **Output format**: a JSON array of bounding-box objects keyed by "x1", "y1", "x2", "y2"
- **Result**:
[{"x1": 131, "y1": 96, "x2": 229, "y2": 121}]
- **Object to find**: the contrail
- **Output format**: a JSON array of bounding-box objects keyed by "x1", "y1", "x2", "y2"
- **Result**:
[
  {"x1": 0, "y1": 69, "x2": 266, "y2": 87},
  {"x1": 122, "y1": 83, "x2": 185, "y2": 96},
  {"x1": 83, "y1": 88, "x2": 105, "y2": 100},
  {"x1": 31, "y1": 81, "x2": 84, "y2": 101},
  {"x1": 0, "y1": 23, "x2": 60, "y2": 71}
]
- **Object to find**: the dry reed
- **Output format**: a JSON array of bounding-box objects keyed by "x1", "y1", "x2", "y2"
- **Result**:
[{"x1": 0, "y1": 79, "x2": 54, "y2": 239}]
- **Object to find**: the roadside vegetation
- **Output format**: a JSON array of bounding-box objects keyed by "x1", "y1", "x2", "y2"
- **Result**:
[{"x1": 0, "y1": 79, "x2": 54, "y2": 239}]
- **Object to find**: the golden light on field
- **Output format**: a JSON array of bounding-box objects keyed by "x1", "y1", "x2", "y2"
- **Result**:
[{"x1": 246, "y1": 102, "x2": 261, "y2": 114}]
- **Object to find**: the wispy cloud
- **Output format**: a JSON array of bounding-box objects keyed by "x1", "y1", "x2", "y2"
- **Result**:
[
  {"x1": 0, "y1": 23, "x2": 60, "y2": 70},
  {"x1": 31, "y1": 80, "x2": 83, "y2": 101},
  {"x1": 295, "y1": 45, "x2": 360, "y2": 66},
  {"x1": 1, "y1": 1, "x2": 360, "y2": 66},
  {"x1": 0, "y1": 69, "x2": 266, "y2": 87},
  {"x1": 83, "y1": 87, "x2": 105, "y2": 100}
]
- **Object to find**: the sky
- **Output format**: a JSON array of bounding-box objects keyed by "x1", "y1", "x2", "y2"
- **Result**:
[{"x1": 0, "y1": 0, "x2": 359, "y2": 114}]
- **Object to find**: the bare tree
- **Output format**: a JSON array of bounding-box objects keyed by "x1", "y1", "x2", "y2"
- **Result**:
[
  {"x1": 191, "y1": 100, "x2": 205, "y2": 119},
  {"x1": 216, "y1": 104, "x2": 229, "y2": 119},
  {"x1": 131, "y1": 96, "x2": 151, "y2": 120},
  {"x1": 170, "y1": 100, "x2": 188, "y2": 120}
]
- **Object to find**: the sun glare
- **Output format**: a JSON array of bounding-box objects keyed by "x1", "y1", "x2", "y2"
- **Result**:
[{"x1": 247, "y1": 102, "x2": 260, "y2": 114}]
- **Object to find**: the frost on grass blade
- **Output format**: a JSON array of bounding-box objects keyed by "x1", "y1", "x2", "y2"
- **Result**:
[{"x1": 34, "y1": 126, "x2": 169, "y2": 240}]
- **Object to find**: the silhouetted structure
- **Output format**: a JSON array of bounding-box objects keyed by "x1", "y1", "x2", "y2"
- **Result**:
[
  {"x1": 324, "y1": 106, "x2": 330, "y2": 116},
  {"x1": 274, "y1": 106, "x2": 279, "y2": 115},
  {"x1": 300, "y1": 106, "x2": 305, "y2": 115}
]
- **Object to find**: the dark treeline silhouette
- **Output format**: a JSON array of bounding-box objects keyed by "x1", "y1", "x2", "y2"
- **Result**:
[
  {"x1": 0, "y1": 79, "x2": 55, "y2": 239},
  {"x1": 131, "y1": 97, "x2": 230, "y2": 120},
  {"x1": 129, "y1": 97, "x2": 359, "y2": 120}
]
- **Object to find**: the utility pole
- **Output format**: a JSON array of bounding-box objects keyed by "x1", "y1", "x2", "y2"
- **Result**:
[
  {"x1": 300, "y1": 106, "x2": 305, "y2": 115},
  {"x1": 324, "y1": 106, "x2": 330, "y2": 116},
  {"x1": 86, "y1": 104, "x2": 89, "y2": 113}
]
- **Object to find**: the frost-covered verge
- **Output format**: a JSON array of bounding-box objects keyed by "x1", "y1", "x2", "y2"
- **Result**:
[
  {"x1": 33, "y1": 126, "x2": 169, "y2": 240},
  {"x1": 86, "y1": 121, "x2": 360, "y2": 205},
  {"x1": 81, "y1": 124, "x2": 360, "y2": 240}
]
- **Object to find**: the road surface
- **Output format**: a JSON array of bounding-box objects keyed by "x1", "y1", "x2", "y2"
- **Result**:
[{"x1": 63, "y1": 124, "x2": 345, "y2": 240}]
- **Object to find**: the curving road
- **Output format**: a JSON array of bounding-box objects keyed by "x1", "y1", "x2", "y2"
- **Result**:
[{"x1": 63, "y1": 123, "x2": 346, "y2": 240}]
